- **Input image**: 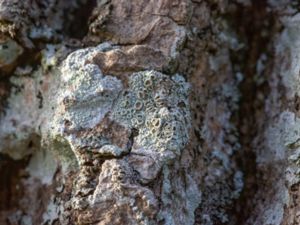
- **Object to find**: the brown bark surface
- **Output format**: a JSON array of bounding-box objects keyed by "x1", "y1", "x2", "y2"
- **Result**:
[{"x1": 0, "y1": 1, "x2": 299, "y2": 225}]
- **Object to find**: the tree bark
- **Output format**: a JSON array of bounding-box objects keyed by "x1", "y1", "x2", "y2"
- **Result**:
[{"x1": 0, "y1": 1, "x2": 299, "y2": 225}]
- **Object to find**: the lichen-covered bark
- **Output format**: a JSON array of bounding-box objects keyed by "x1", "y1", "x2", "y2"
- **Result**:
[{"x1": 1, "y1": 1, "x2": 300, "y2": 225}]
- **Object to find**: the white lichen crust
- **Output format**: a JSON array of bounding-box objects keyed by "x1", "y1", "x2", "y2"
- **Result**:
[
  {"x1": 51, "y1": 46, "x2": 191, "y2": 166},
  {"x1": 43, "y1": 44, "x2": 193, "y2": 225},
  {"x1": 54, "y1": 43, "x2": 122, "y2": 132},
  {"x1": 113, "y1": 71, "x2": 191, "y2": 162}
]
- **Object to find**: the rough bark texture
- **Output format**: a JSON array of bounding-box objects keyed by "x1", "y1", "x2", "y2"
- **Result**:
[{"x1": 0, "y1": 0, "x2": 300, "y2": 225}]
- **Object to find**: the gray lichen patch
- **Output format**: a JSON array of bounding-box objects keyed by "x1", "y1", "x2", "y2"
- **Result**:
[
  {"x1": 51, "y1": 51, "x2": 191, "y2": 165},
  {"x1": 48, "y1": 44, "x2": 128, "y2": 166},
  {"x1": 251, "y1": 111, "x2": 299, "y2": 225},
  {"x1": 59, "y1": 72, "x2": 122, "y2": 131},
  {"x1": 44, "y1": 44, "x2": 194, "y2": 225},
  {"x1": 52, "y1": 44, "x2": 122, "y2": 134},
  {"x1": 57, "y1": 71, "x2": 122, "y2": 132},
  {"x1": 112, "y1": 71, "x2": 191, "y2": 162},
  {"x1": 276, "y1": 14, "x2": 300, "y2": 99},
  {"x1": 271, "y1": 111, "x2": 300, "y2": 187},
  {"x1": 158, "y1": 164, "x2": 201, "y2": 225}
]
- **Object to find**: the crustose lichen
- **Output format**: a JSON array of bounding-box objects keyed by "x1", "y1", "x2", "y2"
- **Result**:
[{"x1": 112, "y1": 70, "x2": 191, "y2": 161}]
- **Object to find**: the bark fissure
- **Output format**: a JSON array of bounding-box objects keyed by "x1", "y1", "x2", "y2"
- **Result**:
[
  {"x1": 0, "y1": 1, "x2": 300, "y2": 225},
  {"x1": 229, "y1": 1, "x2": 278, "y2": 223}
]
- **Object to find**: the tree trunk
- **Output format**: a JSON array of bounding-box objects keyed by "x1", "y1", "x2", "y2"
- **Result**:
[{"x1": 0, "y1": 1, "x2": 299, "y2": 225}]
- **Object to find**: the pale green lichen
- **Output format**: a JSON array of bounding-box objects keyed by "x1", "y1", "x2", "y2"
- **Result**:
[
  {"x1": 40, "y1": 44, "x2": 70, "y2": 70},
  {"x1": 0, "y1": 37, "x2": 23, "y2": 68},
  {"x1": 48, "y1": 136, "x2": 79, "y2": 171}
]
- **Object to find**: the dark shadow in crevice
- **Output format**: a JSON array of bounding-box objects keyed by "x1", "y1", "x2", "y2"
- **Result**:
[
  {"x1": 227, "y1": 0, "x2": 278, "y2": 224},
  {"x1": 63, "y1": 0, "x2": 97, "y2": 40},
  {"x1": 0, "y1": 154, "x2": 30, "y2": 212},
  {"x1": 0, "y1": 76, "x2": 11, "y2": 116}
]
